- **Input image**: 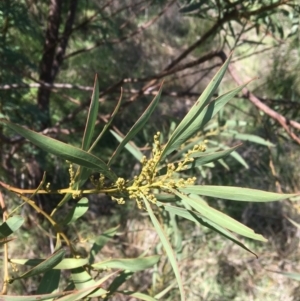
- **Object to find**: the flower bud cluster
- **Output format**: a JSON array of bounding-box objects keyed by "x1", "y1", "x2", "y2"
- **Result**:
[
  {"x1": 178, "y1": 143, "x2": 206, "y2": 171},
  {"x1": 90, "y1": 174, "x2": 105, "y2": 189},
  {"x1": 112, "y1": 133, "x2": 203, "y2": 209},
  {"x1": 111, "y1": 196, "x2": 125, "y2": 205},
  {"x1": 116, "y1": 177, "x2": 126, "y2": 191},
  {"x1": 68, "y1": 164, "x2": 75, "y2": 187},
  {"x1": 125, "y1": 132, "x2": 164, "y2": 209}
]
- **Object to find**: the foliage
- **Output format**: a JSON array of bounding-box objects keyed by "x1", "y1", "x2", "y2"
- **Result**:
[
  {"x1": 0, "y1": 57, "x2": 297, "y2": 300},
  {"x1": 1, "y1": 0, "x2": 300, "y2": 300}
]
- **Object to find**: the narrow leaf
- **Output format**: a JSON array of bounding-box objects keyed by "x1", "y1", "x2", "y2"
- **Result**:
[
  {"x1": 57, "y1": 269, "x2": 116, "y2": 301},
  {"x1": 82, "y1": 75, "x2": 99, "y2": 151},
  {"x1": 207, "y1": 140, "x2": 248, "y2": 168},
  {"x1": 184, "y1": 145, "x2": 240, "y2": 169},
  {"x1": 108, "y1": 85, "x2": 162, "y2": 165},
  {"x1": 11, "y1": 258, "x2": 88, "y2": 270},
  {"x1": 160, "y1": 55, "x2": 232, "y2": 160},
  {"x1": 0, "y1": 216, "x2": 24, "y2": 238},
  {"x1": 142, "y1": 196, "x2": 185, "y2": 301},
  {"x1": 56, "y1": 273, "x2": 113, "y2": 301},
  {"x1": 220, "y1": 132, "x2": 274, "y2": 146},
  {"x1": 92, "y1": 255, "x2": 160, "y2": 272},
  {"x1": 179, "y1": 185, "x2": 297, "y2": 202},
  {"x1": 89, "y1": 226, "x2": 119, "y2": 264},
  {"x1": 88, "y1": 89, "x2": 122, "y2": 153},
  {"x1": 1, "y1": 120, "x2": 116, "y2": 180},
  {"x1": 110, "y1": 130, "x2": 143, "y2": 161},
  {"x1": 14, "y1": 249, "x2": 65, "y2": 280},
  {"x1": 71, "y1": 268, "x2": 95, "y2": 290},
  {"x1": 161, "y1": 202, "x2": 257, "y2": 257},
  {"x1": 62, "y1": 197, "x2": 89, "y2": 225},
  {"x1": 106, "y1": 271, "x2": 133, "y2": 298},
  {"x1": 61, "y1": 269, "x2": 116, "y2": 301},
  {"x1": 160, "y1": 76, "x2": 249, "y2": 160},
  {"x1": 168, "y1": 188, "x2": 266, "y2": 241},
  {"x1": 36, "y1": 270, "x2": 61, "y2": 296}
]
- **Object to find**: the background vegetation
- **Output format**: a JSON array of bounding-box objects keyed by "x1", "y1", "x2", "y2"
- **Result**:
[{"x1": 1, "y1": 0, "x2": 300, "y2": 300}]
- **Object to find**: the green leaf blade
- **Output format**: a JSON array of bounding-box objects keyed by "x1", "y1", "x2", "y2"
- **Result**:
[
  {"x1": 62, "y1": 197, "x2": 89, "y2": 225},
  {"x1": 160, "y1": 63, "x2": 251, "y2": 160},
  {"x1": 1, "y1": 120, "x2": 116, "y2": 180},
  {"x1": 89, "y1": 226, "x2": 119, "y2": 264},
  {"x1": 160, "y1": 55, "x2": 232, "y2": 160},
  {"x1": 161, "y1": 202, "x2": 257, "y2": 257},
  {"x1": 108, "y1": 85, "x2": 162, "y2": 165},
  {"x1": 10, "y1": 258, "x2": 88, "y2": 270},
  {"x1": 82, "y1": 75, "x2": 99, "y2": 151},
  {"x1": 143, "y1": 196, "x2": 186, "y2": 301},
  {"x1": 15, "y1": 249, "x2": 65, "y2": 280},
  {"x1": 109, "y1": 130, "x2": 144, "y2": 162},
  {"x1": 36, "y1": 270, "x2": 61, "y2": 296},
  {"x1": 0, "y1": 215, "x2": 24, "y2": 239},
  {"x1": 169, "y1": 189, "x2": 266, "y2": 242},
  {"x1": 179, "y1": 185, "x2": 297, "y2": 202},
  {"x1": 92, "y1": 255, "x2": 160, "y2": 272},
  {"x1": 220, "y1": 132, "x2": 274, "y2": 146}
]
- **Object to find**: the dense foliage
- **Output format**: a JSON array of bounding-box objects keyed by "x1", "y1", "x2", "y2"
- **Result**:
[{"x1": 0, "y1": 1, "x2": 300, "y2": 300}]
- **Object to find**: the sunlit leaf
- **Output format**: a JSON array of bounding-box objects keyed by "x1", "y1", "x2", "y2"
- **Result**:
[
  {"x1": 36, "y1": 270, "x2": 61, "y2": 297},
  {"x1": 82, "y1": 75, "x2": 99, "y2": 151},
  {"x1": 62, "y1": 197, "x2": 89, "y2": 225},
  {"x1": 106, "y1": 271, "x2": 133, "y2": 298},
  {"x1": 89, "y1": 225, "x2": 119, "y2": 264},
  {"x1": 109, "y1": 130, "x2": 143, "y2": 162},
  {"x1": 179, "y1": 185, "x2": 297, "y2": 202},
  {"x1": 56, "y1": 273, "x2": 112, "y2": 301},
  {"x1": 13, "y1": 249, "x2": 65, "y2": 280},
  {"x1": 88, "y1": 88, "x2": 123, "y2": 153},
  {"x1": 160, "y1": 55, "x2": 233, "y2": 160},
  {"x1": 92, "y1": 255, "x2": 160, "y2": 272},
  {"x1": 168, "y1": 188, "x2": 266, "y2": 241},
  {"x1": 184, "y1": 145, "x2": 240, "y2": 169},
  {"x1": 57, "y1": 269, "x2": 116, "y2": 301},
  {"x1": 71, "y1": 267, "x2": 95, "y2": 290},
  {"x1": 1, "y1": 120, "x2": 116, "y2": 181},
  {"x1": 142, "y1": 196, "x2": 185, "y2": 301},
  {"x1": 0, "y1": 215, "x2": 24, "y2": 238},
  {"x1": 160, "y1": 56, "x2": 251, "y2": 161},
  {"x1": 66, "y1": 270, "x2": 113, "y2": 300},
  {"x1": 11, "y1": 258, "x2": 88, "y2": 270},
  {"x1": 207, "y1": 140, "x2": 248, "y2": 168},
  {"x1": 161, "y1": 202, "x2": 258, "y2": 257},
  {"x1": 108, "y1": 84, "x2": 162, "y2": 165},
  {"x1": 220, "y1": 131, "x2": 274, "y2": 146}
]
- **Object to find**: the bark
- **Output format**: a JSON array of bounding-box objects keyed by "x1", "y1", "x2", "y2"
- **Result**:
[
  {"x1": 37, "y1": 0, "x2": 62, "y2": 128},
  {"x1": 37, "y1": 0, "x2": 78, "y2": 129}
]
